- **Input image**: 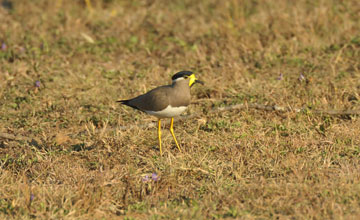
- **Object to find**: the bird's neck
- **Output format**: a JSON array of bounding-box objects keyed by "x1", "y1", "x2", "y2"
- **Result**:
[{"x1": 172, "y1": 80, "x2": 189, "y2": 89}]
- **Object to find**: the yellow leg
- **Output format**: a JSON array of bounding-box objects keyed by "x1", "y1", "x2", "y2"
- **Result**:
[
  {"x1": 85, "y1": 0, "x2": 93, "y2": 11},
  {"x1": 170, "y1": 118, "x2": 182, "y2": 152},
  {"x1": 56, "y1": 0, "x2": 62, "y2": 8},
  {"x1": 158, "y1": 119, "x2": 162, "y2": 155}
]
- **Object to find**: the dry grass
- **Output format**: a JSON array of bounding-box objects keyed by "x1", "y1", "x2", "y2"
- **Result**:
[{"x1": 0, "y1": 0, "x2": 360, "y2": 219}]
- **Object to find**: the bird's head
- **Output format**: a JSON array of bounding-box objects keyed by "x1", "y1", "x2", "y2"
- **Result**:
[{"x1": 171, "y1": 71, "x2": 204, "y2": 87}]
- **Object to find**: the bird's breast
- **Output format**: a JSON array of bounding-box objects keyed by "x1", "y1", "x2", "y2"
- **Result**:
[{"x1": 145, "y1": 105, "x2": 187, "y2": 118}]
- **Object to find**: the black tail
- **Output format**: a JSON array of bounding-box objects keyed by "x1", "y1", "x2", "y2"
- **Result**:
[
  {"x1": 117, "y1": 99, "x2": 130, "y2": 105},
  {"x1": 117, "y1": 99, "x2": 141, "y2": 111}
]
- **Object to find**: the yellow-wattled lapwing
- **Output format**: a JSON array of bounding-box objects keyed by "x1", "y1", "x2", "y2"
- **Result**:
[{"x1": 117, "y1": 71, "x2": 203, "y2": 155}]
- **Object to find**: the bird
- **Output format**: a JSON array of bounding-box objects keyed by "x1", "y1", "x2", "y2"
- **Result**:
[{"x1": 117, "y1": 71, "x2": 204, "y2": 155}]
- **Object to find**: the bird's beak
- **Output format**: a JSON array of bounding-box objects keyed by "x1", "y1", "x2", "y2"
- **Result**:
[
  {"x1": 190, "y1": 79, "x2": 204, "y2": 87},
  {"x1": 189, "y1": 74, "x2": 204, "y2": 87},
  {"x1": 194, "y1": 79, "x2": 204, "y2": 85}
]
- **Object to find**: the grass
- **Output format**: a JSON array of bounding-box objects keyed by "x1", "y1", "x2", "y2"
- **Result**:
[{"x1": 0, "y1": 0, "x2": 359, "y2": 219}]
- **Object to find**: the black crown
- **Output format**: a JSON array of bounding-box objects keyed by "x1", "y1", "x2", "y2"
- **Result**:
[{"x1": 171, "y1": 71, "x2": 193, "y2": 80}]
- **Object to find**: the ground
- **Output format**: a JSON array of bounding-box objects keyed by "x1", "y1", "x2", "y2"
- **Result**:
[{"x1": 0, "y1": 0, "x2": 359, "y2": 219}]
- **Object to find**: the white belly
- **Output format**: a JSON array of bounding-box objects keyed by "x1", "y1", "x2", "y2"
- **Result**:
[{"x1": 146, "y1": 105, "x2": 187, "y2": 118}]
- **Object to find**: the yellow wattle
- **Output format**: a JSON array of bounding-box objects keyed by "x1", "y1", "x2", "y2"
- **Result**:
[{"x1": 189, "y1": 74, "x2": 196, "y2": 87}]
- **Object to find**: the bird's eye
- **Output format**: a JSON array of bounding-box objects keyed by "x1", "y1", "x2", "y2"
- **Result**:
[{"x1": 184, "y1": 76, "x2": 188, "y2": 79}]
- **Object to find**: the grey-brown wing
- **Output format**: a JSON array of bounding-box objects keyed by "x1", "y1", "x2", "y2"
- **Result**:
[{"x1": 128, "y1": 86, "x2": 171, "y2": 111}]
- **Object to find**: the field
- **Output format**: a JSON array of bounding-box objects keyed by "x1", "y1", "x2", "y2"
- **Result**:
[{"x1": 0, "y1": 0, "x2": 360, "y2": 219}]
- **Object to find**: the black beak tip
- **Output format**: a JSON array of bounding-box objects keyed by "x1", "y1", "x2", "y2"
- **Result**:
[{"x1": 195, "y1": 80, "x2": 204, "y2": 85}]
